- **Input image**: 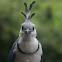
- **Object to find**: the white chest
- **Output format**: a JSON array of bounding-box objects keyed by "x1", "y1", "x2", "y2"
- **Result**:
[
  {"x1": 14, "y1": 37, "x2": 42, "y2": 62},
  {"x1": 14, "y1": 44, "x2": 42, "y2": 62}
]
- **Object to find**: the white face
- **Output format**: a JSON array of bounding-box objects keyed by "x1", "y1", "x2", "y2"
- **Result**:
[{"x1": 19, "y1": 21, "x2": 37, "y2": 38}]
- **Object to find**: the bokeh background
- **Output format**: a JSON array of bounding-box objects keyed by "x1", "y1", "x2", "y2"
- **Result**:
[{"x1": 0, "y1": 0, "x2": 62, "y2": 62}]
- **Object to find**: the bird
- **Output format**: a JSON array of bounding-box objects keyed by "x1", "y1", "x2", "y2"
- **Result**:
[{"x1": 9, "y1": 1, "x2": 43, "y2": 62}]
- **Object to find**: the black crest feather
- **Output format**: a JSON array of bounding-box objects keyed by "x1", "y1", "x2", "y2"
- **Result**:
[
  {"x1": 24, "y1": 3, "x2": 28, "y2": 13},
  {"x1": 29, "y1": 1, "x2": 36, "y2": 11},
  {"x1": 21, "y1": 1, "x2": 36, "y2": 21},
  {"x1": 30, "y1": 13, "x2": 36, "y2": 19},
  {"x1": 21, "y1": 12, "x2": 26, "y2": 18}
]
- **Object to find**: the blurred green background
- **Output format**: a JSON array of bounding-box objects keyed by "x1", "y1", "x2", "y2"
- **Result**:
[{"x1": 0, "y1": 0, "x2": 62, "y2": 62}]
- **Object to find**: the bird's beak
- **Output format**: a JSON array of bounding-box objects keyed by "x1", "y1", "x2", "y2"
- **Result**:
[{"x1": 24, "y1": 28, "x2": 31, "y2": 34}]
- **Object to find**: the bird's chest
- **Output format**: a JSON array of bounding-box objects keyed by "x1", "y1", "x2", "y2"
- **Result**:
[
  {"x1": 14, "y1": 50, "x2": 41, "y2": 62},
  {"x1": 14, "y1": 38, "x2": 42, "y2": 62}
]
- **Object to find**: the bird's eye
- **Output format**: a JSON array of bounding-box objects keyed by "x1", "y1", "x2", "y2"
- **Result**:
[
  {"x1": 22, "y1": 26, "x2": 24, "y2": 30},
  {"x1": 33, "y1": 27, "x2": 34, "y2": 31}
]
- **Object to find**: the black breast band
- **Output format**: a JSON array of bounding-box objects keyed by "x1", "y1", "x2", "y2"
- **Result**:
[{"x1": 17, "y1": 42, "x2": 39, "y2": 55}]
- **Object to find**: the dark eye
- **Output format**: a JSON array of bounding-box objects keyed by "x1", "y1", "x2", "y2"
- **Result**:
[
  {"x1": 33, "y1": 27, "x2": 34, "y2": 31},
  {"x1": 22, "y1": 26, "x2": 24, "y2": 30}
]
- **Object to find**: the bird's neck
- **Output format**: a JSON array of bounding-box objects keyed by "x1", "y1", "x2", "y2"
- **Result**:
[{"x1": 18, "y1": 37, "x2": 38, "y2": 53}]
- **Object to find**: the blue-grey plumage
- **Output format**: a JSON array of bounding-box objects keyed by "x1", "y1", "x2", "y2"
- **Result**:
[
  {"x1": 41, "y1": 51, "x2": 43, "y2": 62},
  {"x1": 9, "y1": 38, "x2": 19, "y2": 62},
  {"x1": 9, "y1": 1, "x2": 43, "y2": 62}
]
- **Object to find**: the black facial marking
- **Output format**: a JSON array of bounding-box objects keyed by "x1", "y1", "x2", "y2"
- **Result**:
[
  {"x1": 33, "y1": 27, "x2": 34, "y2": 31},
  {"x1": 22, "y1": 26, "x2": 24, "y2": 30}
]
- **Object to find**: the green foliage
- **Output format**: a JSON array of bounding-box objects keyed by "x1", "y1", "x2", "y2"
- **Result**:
[{"x1": 0, "y1": 0, "x2": 62, "y2": 62}]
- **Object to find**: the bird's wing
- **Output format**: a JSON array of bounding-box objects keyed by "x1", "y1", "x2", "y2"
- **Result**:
[
  {"x1": 38, "y1": 40, "x2": 43, "y2": 62},
  {"x1": 9, "y1": 49, "x2": 15, "y2": 62},
  {"x1": 9, "y1": 38, "x2": 19, "y2": 62},
  {"x1": 40, "y1": 51, "x2": 43, "y2": 62}
]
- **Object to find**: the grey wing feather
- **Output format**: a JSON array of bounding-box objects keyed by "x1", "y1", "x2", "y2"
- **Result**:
[
  {"x1": 40, "y1": 51, "x2": 43, "y2": 62},
  {"x1": 9, "y1": 38, "x2": 19, "y2": 62},
  {"x1": 38, "y1": 40, "x2": 43, "y2": 62},
  {"x1": 9, "y1": 50, "x2": 15, "y2": 62}
]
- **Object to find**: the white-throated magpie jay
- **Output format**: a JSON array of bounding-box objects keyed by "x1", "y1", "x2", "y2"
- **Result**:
[{"x1": 9, "y1": 1, "x2": 43, "y2": 62}]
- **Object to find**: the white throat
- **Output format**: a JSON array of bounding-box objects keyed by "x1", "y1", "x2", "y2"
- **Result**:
[{"x1": 18, "y1": 37, "x2": 38, "y2": 53}]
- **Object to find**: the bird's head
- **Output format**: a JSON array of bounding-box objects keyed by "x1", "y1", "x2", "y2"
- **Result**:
[{"x1": 19, "y1": 1, "x2": 37, "y2": 38}]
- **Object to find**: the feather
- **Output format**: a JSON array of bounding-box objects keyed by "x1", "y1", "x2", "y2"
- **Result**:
[
  {"x1": 24, "y1": 3, "x2": 28, "y2": 13},
  {"x1": 9, "y1": 38, "x2": 19, "y2": 62},
  {"x1": 30, "y1": 13, "x2": 35, "y2": 19},
  {"x1": 9, "y1": 50, "x2": 15, "y2": 62},
  {"x1": 21, "y1": 1, "x2": 36, "y2": 21},
  {"x1": 21, "y1": 12, "x2": 26, "y2": 18},
  {"x1": 40, "y1": 51, "x2": 43, "y2": 62},
  {"x1": 29, "y1": 1, "x2": 36, "y2": 11}
]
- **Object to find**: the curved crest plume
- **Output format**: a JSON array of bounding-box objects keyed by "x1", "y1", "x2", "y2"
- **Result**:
[{"x1": 21, "y1": 1, "x2": 36, "y2": 22}]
